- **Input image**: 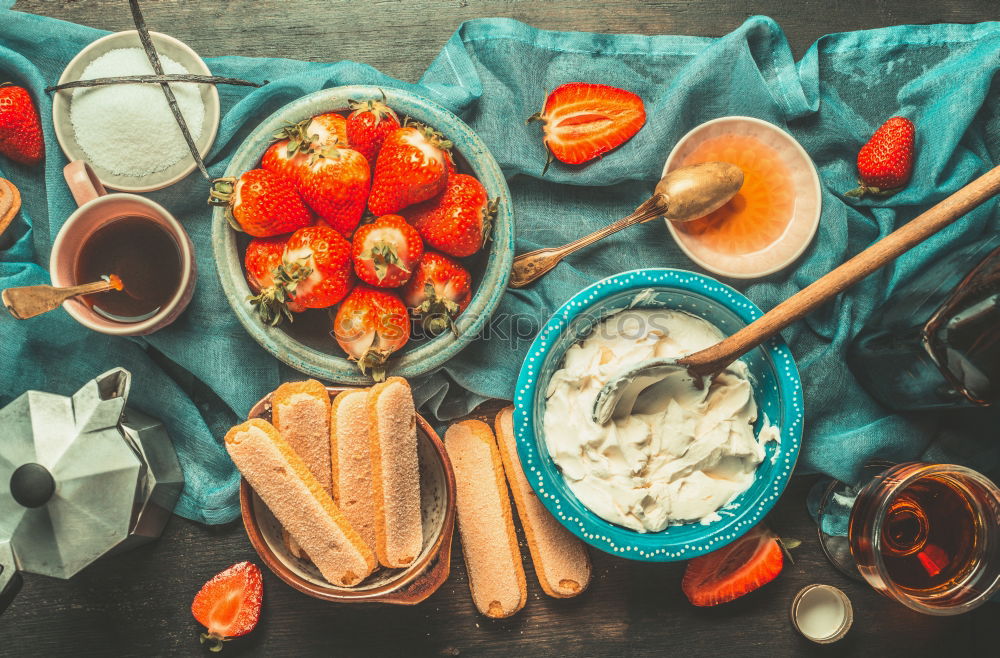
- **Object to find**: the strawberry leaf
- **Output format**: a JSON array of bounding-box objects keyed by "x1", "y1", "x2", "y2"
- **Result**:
[{"x1": 777, "y1": 536, "x2": 802, "y2": 564}]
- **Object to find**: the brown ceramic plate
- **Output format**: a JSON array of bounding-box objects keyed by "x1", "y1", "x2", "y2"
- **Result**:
[{"x1": 239, "y1": 385, "x2": 456, "y2": 604}]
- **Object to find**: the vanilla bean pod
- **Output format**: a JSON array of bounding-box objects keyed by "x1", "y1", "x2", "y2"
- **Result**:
[
  {"x1": 46, "y1": 74, "x2": 264, "y2": 93},
  {"x1": 128, "y1": 0, "x2": 209, "y2": 180}
]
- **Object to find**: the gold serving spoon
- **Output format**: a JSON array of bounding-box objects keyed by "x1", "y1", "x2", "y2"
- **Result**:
[
  {"x1": 3, "y1": 275, "x2": 123, "y2": 320},
  {"x1": 508, "y1": 162, "x2": 744, "y2": 288}
]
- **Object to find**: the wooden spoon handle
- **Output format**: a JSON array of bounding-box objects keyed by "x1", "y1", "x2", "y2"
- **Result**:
[
  {"x1": 509, "y1": 195, "x2": 668, "y2": 288},
  {"x1": 2, "y1": 280, "x2": 113, "y2": 320},
  {"x1": 682, "y1": 163, "x2": 1000, "y2": 376}
]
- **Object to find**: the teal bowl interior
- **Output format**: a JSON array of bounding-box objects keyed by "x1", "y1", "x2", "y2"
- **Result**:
[
  {"x1": 211, "y1": 86, "x2": 514, "y2": 385},
  {"x1": 513, "y1": 269, "x2": 803, "y2": 562}
]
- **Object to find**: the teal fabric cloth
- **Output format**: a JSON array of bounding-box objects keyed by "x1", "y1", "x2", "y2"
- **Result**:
[{"x1": 1, "y1": 3, "x2": 997, "y2": 525}]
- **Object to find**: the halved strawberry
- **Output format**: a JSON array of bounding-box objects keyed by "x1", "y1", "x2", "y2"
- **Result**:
[
  {"x1": 401, "y1": 251, "x2": 471, "y2": 335},
  {"x1": 528, "y1": 82, "x2": 646, "y2": 171},
  {"x1": 191, "y1": 561, "x2": 263, "y2": 652},
  {"x1": 352, "y1": 214, "x2": 423, "y2": 288},
  {"x1": 333, "y1": 285, "x2": 410, "y2": 381},
  {"x1": 681, "y1": 524, "x2": 783, "y2": 606}
]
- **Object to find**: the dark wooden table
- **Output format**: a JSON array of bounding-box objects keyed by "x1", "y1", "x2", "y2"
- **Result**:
[{"x1": 5, "y1": 2, "x2": 998, "y2": 656}]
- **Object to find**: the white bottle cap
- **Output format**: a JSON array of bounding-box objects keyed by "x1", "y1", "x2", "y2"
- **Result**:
[{"x1": 790, "y1": 584, "x2": 853, "y2": 644}]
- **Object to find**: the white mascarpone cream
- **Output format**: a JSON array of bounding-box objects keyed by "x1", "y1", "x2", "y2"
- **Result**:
[{"x1": 543, "y1": 307, "x2": 779, "y2": 533}]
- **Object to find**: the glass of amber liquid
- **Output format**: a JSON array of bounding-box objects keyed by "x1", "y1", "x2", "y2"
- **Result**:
[{"x1": 821, "y1": 462, "x2": 1000, "y2": 615}]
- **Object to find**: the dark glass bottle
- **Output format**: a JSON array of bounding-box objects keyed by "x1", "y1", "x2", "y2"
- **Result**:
[{"x1": 849, "y1": 240, "x2": 1000, "y2": 411}]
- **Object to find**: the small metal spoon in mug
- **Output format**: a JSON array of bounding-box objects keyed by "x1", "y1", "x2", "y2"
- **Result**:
[
  {"x1": 508, "y1": 161, "x2": 744, "y2": 288},
  {"x1": 592, "y1": 162, "x2": 1000, "y2": 425},
  {"x1": 3, "y1": 275, "x2": 123, "y2": 320}
]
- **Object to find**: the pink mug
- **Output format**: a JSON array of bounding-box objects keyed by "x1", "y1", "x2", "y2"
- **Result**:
[{"x1": 49, "y1": 161, "x2": 197, "y2": 335}]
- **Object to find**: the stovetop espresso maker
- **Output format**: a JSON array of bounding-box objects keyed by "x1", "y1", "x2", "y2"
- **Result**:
[{"x1": 0, "y1": 368, "x2": 183, "y2": 613}]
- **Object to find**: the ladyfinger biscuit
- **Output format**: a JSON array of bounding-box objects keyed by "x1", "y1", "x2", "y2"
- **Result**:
[
  {"x1": 271, "y1": 380, "x2": 333, "y2": 493},
  {"x1": 330, "y1": 389, "x2": 377, "y2": 549},
  {"x1": 225, "y1": 419, "x2": 375, "y2": 587},
  {"x1": 445, "y1": 420, "x2": 526, "y2": 619},
  {"x1": 272, "y1": 380, "x2": 333, "y2": 558},
  {"x1": 495, "y1": 406, "x2": 591, "y2": 598},
  {"x1": 367, "y1": 377, "x2": 423, "y2": 568}
]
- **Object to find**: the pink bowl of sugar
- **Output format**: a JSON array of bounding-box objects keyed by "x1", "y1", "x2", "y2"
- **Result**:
[{"x1": 51, "y1": 30, "x2": 221, "y2": 193}]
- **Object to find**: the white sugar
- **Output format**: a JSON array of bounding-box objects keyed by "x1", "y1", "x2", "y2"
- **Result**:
[{"x1": 70, "y1": 47, "x2": 205, "y2": 177}]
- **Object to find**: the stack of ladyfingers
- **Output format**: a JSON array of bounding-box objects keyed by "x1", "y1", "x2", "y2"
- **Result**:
[
  {"x1": 444, "y1": 408, "x2": 591, "y2": 619},
  {"x1": 225, "y1": 377, "x2": 423, "y2": 588}
]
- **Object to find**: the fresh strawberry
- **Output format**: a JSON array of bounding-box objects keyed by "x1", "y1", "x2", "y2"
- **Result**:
[
  {"x1": 307, "y1": 112, "x2": 349, "y2": 148},
  {"x1": 243, "y1": 235, "x2": 307, "y2": 314},
  {"x1": 297, "y1": 146, "x2": 370, "y2": 236},
  {"x1": 681, "y1": 524, "x2": 784, "y2": 607},
  {"x1": 244, "y1": 235, "x2": 286, "y2": 293},
  {"x1": 346, "y1": 99, "x2": 400, "y2": 163},
  {"x1": 401, "y1": 251, "x2": 471, "y2": 335},
  {"x1": 209, "y1": 169, "x2": 312, "y2": 238},
  {"x1": 443, "y1": 150, "x2": 458, "y2": 176},
  {"x1": 846, "y1": 116, "x2": 915, "y2": 198},
  {"x1": 368, "y1": 123, "x2": 452, "y2": 215},
  {"x1": 333, "y1": 285, "x2": 410, "y2": 380},
  {"x1": 528, "y1": 82, "x2": 645, "y2": 171},
  {"x1": 404, "y1": 173, "x2": 494, "y2": 258},
  {"x1": 191, "y1": 561, "x2": 263, "y2": 652},
  {"x1": 261, "y1": 139, "x2": 310, "y2": 184},
  {"x1": 250, "y1": 225, "x2": 354, "y2": 324},
  {"x1": 0, "y1": 83, "x2": 43, "y2": 166},
  {"x1": 282, "y1": 225, "x2": 355, "y2": 309},
  {"x1": 352, "y1": 214, "x2": 423, "y2": 288},
  {"x1": 273, "y1": 112, "x2": 349, "y2": 153}
]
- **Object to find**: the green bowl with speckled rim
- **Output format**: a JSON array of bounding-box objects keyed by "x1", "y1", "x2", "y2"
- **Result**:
[{"x1": 211, "y1": 86, "x2": 513, "y2": 384}]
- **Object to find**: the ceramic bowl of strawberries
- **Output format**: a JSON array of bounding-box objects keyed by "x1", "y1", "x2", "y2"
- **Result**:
[{"x1": 211, "y1": 86, "x2": 513, "y2": 383}]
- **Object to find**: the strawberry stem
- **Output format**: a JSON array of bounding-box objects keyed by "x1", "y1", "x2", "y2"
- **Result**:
[
  {"x1": 541, "y1": 149, "x2": 555, "y2": 176},
  {"x1": 776, "y1": 536, "x2": 801, "y2": 565},
  {"x1": 402, "y1": 118, "x2": 454, "y2": 152},
  {"x1": 845, "y1": 182, "x2": 904, "y2": 199},
  {"x1": 363, "y1": 242, "x2": 406, "y2": 282},
  {"x1": 199, "y1": 632, "x2": 229, "y2": 653},
  {"x1": 356, "y1": 348, "x2": 391, "y2": 382},
  {"x1": 247, "y1": 260, "x2": 312, "y2": 326},
  {"x1": 207, "y1": 177, "x2": 236, "y2": 206},
  {"x1": 414, "y1": 283, "x2": 461, "y2": 336},
  {"x1": 207, "y1": 178, "x2": 244, "y2": 231}
]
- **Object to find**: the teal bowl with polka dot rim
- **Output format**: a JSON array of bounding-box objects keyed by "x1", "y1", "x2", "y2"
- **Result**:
[{"x1": 513, "y1": 269, "x2": 803, "y2": 562}]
